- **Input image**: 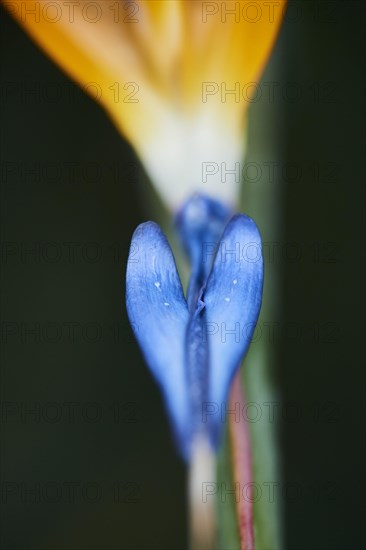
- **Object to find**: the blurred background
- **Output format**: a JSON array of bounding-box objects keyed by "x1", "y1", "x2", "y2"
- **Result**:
[{"x1": 1, "y1": 1, "x2": 365, "y2": 549}]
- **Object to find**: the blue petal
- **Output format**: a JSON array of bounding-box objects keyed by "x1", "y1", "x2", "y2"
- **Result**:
[
  {"x1": 185, "y1": 288, "x2": 208, "y2": 439},
  {"x1": 175, "y1": 194, "x2": 232, "y2": 444},
  {"x1": 202, "y1": 214, "x2": 264, "y2": 447},
  {"x1": 175, "y1": 193, "x2": 232, "y2": 311},
  {"x1": 125, "y1": 222, "x2": 191, "y2": 458}
]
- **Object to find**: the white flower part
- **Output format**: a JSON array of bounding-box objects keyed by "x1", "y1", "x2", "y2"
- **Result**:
[
  {"x1": 139, "y1": 108, "x2": 245, "y2": 210},
  {"x1": 189, "y1": 435, "x2": 216, "y2": 548}
]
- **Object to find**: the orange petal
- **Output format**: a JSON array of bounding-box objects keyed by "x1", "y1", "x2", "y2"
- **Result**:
[{"x1": 3, "y1": 0, "x2": 287, "y2": 207}]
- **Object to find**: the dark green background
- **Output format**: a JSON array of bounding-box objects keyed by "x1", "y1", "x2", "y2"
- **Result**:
[{"x1": 1, "y1": 1, "x2": 365, "y2": 549}]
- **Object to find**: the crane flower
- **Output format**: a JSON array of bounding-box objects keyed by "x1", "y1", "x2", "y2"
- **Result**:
[
  {"x1": 4, "y1": 2, "x2": 287, "y2": 545},
  {"x1": 126, "y1": 193, "x2": 264, "y2": 460},
  {"x1": 3, "y1": 0, "x2": 286, "y2": 209}
]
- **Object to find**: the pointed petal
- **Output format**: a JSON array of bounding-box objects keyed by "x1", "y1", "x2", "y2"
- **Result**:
[
  {"x1": 126, "y1": 222, "x2": 190, "y2": 458},
  {"x1": 203, "y1": 215, "x2": 264, "y2": 446}
]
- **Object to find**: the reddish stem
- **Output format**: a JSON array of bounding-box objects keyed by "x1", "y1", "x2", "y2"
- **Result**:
[{"x1": 229, "y1": 371, "x2": 255, "y2": 550}]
